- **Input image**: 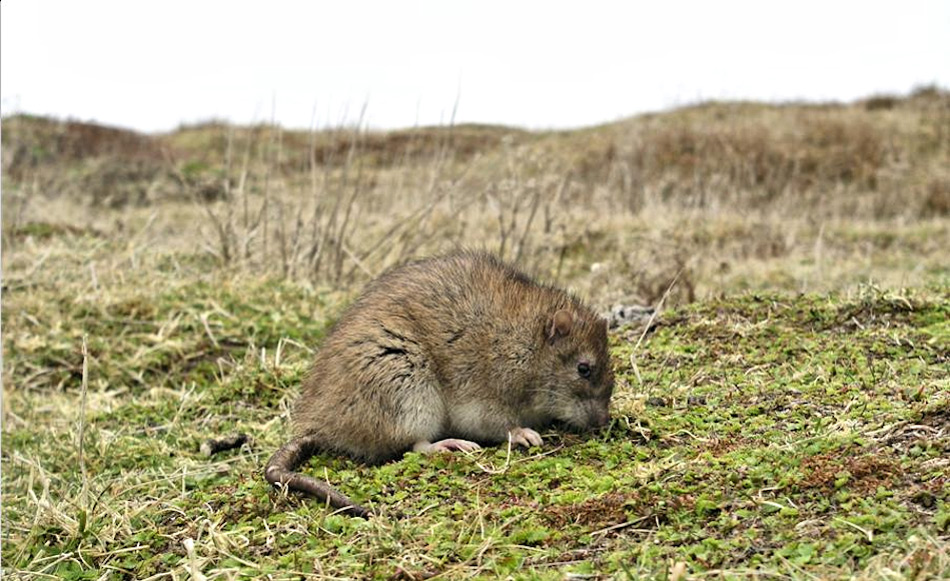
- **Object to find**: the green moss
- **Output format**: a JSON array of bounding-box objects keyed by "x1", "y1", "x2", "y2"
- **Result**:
[{"x1": 4, "y1": 284, "x2": 949, "y2": 578}]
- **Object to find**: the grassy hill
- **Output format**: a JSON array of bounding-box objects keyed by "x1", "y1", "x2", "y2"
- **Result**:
[{"x1": 2, "y1": 89, "x2": 948, "y2": 578}]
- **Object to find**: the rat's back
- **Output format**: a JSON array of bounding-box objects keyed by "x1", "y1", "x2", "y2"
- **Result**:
[{"x1": 289, "y1": 252, "x2": 568, "y2": 459}]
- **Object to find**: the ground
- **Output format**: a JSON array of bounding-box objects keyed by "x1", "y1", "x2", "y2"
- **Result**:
[{"x1": 2, "y1": 90, "x2": 949, "y2": 578}]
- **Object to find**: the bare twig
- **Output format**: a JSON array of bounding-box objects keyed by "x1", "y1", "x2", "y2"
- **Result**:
[{"x1": 79, "y1": 334, "x2": 89, "y2": 508}]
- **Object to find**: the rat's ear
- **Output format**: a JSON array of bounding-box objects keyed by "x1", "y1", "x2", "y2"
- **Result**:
[{"x1": 548, "y1": 309, "x2": 573, "y2": 343}]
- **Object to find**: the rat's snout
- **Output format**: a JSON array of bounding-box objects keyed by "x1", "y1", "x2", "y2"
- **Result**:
[{"x1": 589, "y1": 406, "x2": 610, "y2": 429}]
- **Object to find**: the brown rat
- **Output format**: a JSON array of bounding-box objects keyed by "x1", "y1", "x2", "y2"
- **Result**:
[{"x1": 265, "y1": 251, "x2": 614, "y2": 517}]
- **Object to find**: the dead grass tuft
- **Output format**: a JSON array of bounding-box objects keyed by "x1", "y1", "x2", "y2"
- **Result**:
[
  {"x1": 799, "y1": 452, "x2": 901, "y2": 495},
  {"x1": 544, "y1": 491, "x2": 645, "y2": 529}
]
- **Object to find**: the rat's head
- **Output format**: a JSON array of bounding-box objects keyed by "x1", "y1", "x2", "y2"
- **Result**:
[{"x1": 534, "y1": 308, "x2": 614, "y2": 431}]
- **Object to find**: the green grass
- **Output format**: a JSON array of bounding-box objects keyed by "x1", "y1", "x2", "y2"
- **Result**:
[
  {"x1": 2, "y1": 92, "x2": 948, "y2": 578},
  {"x1": 3, "y1": 269, "x2": 947, "y2": 579}
]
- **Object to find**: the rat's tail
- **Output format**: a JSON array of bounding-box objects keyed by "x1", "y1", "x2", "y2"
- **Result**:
[{"x1": 264, "y1": 436, "x2": 372, "y2": 518}]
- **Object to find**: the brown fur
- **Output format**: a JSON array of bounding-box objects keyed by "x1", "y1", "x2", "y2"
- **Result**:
[{"x1": 265, "y1": 251, "x2": 613, "y2": 517}]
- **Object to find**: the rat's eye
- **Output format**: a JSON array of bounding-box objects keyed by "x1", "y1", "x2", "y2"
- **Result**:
[{"x1": 577, "y1": 360, "x2": 591, "y2": 379}]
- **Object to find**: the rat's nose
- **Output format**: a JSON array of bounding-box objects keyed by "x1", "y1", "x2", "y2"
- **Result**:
[{"x1": 590, "y1": 407, "x2": 610, "y2": 428}]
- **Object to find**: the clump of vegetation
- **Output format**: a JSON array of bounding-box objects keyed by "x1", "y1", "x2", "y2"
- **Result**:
[{"x1": 2, "y1": 88, "x2": 948, "y2": 578}]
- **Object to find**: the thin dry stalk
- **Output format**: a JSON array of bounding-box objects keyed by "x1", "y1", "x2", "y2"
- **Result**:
[
  {"x1": 512, "y1": 185, "x2": 542, "y2": 265},
  {"x1": 199, "y1": 200, "x2": 233, "y2": 264},
  {"x1": 223, "y1": 125, "x2": 234, "y2": 199},
  {"x1": 79, "y1": 334, "x2": 89, "y2": 508},
  {"x1": 237, "y1": 126, "x2": 253, "y2": 243},
  {"x1": 305, "y1": 109, "x2": 327, "y2": 270}
]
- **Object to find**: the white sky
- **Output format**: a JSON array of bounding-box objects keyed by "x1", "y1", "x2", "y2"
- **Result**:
[{"x1": 2, "y1": 0, "x2": 948, "y2": 133}]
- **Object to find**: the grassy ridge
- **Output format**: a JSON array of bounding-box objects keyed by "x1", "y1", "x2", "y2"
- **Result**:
[
  {"x1": 3, "y1": 87, "x2": 947, "y2": 216},
  {"x1": 2, "y1": 89, "x2": 947, "y2": 305}
]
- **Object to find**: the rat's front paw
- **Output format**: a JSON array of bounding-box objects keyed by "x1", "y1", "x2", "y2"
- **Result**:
[
  {"x1": 414, "y1": 438, "x2": 482, "y2": 454},
  {"x1": 508, "y1": 427, "x2": 543, "y2": 448}
]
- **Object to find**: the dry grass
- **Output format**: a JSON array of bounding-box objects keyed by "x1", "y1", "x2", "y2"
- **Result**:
[
  {"x1": 2, "y1": 88, "x2": 949, "y2": 578},
  {"x1": 3, "y1": 87, "x2": 947, "y2": 302}
]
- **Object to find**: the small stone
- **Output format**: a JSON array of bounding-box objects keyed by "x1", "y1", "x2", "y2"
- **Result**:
[
  {"x1": 200, "y1": 433, "x2": 250, "y2": 457},
  {"x1": 646, "y1": 397, "x2": 669, "y2": 408},
  {"x1": 605, "y1": 304, "x2": 656, "y2": 330},
  {"x1": 913, "y1": 490, "x2": 936, "y2": 508}
]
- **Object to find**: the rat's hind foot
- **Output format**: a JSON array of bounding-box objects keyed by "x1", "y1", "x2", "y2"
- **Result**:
[
  {"x1": 414, "y1": 438, "x2": 482, "y2": 454},
  {"x1": 508, "y1": 427, "x2": 543, "y2": 448}
]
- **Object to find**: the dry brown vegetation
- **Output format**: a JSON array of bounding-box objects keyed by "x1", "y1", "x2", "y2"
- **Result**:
[
  {"x1": 2, "y1": 88, "x2": 949, "y2": 579},
  {"x1": 3, "y1": 86, "x2": 947, "y2": 306}
]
